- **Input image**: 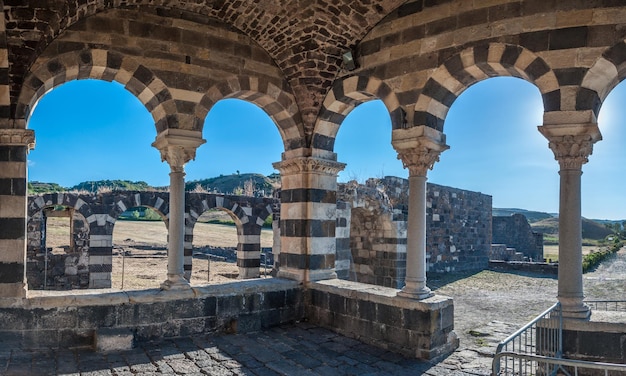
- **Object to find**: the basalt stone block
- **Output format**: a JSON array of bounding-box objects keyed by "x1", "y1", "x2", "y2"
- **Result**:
[
  {"x1": 549, "y1": 27, "x2": 588, "y2": 50},
  {"x1": 217, "y1": 294, "x2": 244, "y2": 316},
  {"x1": 358, "y1": 300, "x2": 376, "y2": 322},
  {"x1": 265, "y1": 290, "x2": 286, "y2": 309},
  {"x1": 310, "y1": 289, "x2": 329, "y2": 310},
  {"x1": 377, "y1": 304, "x2": 402, "y2": 327}
]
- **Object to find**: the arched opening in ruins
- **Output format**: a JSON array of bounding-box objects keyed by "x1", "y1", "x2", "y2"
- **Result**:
[
  {"x1": 26, "y1": 205, "x2": 89, "y2": 290},
  {"x1": 189, "y1": 98, "x2": 282, "y2": 282},
  {"x1": 333, "y1": 99, "x2": 409, "y2": 286},
  {"x1": 112, "y1": 206, "x2": 169, "y2": 290},
  {"x1": 191, "y1": 208, "x2": 242, "y2": 283},
  {"x1": 190, "y1": 207, "x2": 273, "y2": 284}
]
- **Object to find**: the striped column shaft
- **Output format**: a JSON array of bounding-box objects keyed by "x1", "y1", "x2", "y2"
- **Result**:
[
  {"x1": 88, "y1": 233, "x2": 113, "y2": 288},
  {"x1": 183, "y1": 223, "x2": 193, "y2": 281},
  {"x1": 273, "y1": 156, "x2": 345, "y2": 282},
  {"x1": 238, "y1": 227, "x2": 261, "y2": 279},
  {"x1": 334, "y1": 200, "x2": 351, "y2": 280},
  {"x1": 0, "y1": 130, "x2": 34, "y2": 297}
]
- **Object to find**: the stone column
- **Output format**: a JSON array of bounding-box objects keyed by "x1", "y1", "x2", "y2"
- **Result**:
[
  {"x1": 0, "y1": 129, "x2": 34, "y2": 298},
  {"x1": 393, "y1": 126, "x2": 448, "y2": 300},
  {"x1": 272, "y1": 152, "x2": 345, "y2": 282},
  {"x1": 152, "y1": 129, "x2": 205, "y2": 290},
  {"x1": 539, "y1": 123, "x2": 601, "y2": 320}
]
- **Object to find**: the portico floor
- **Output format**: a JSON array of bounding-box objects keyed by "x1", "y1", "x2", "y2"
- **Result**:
[{"x1": 1, "y1": 322, "x2": 493, "y2": 376}]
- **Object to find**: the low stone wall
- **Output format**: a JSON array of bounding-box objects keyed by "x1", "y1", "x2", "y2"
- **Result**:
[
  {"x1": 0, "y1": 279, "x2": 303, "y2": 350},
  {"x1": 488, "y1": 260, "x2": 558, "y2": 275},
  {"x1": 307, "y1": 279, "x2": 458, "y2": 360},
  {"x1": 561, "y1": 312, "x2": 626, "y2": 365}
]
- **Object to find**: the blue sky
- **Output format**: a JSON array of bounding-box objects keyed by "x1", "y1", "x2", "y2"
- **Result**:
[{"x1": 28, "y1": 78, "x2": 626, "y2": 220}]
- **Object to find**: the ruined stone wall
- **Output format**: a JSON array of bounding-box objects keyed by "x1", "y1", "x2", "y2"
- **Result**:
[
  {"x1": 26, "y1": 209, "x2": 90, "y2": 290},
  {"x1": 426, "y1": 183, "x2": 492, "y2": 273},
  {"x1": 27, "y1": 192, "x2": 277, "y2": 290},
  {"x1": 492, "y1": 214, "x2": 543, "y2": 261},
  {"x1": 337, "y1": 177, "x2": 492, "y2": 287}
]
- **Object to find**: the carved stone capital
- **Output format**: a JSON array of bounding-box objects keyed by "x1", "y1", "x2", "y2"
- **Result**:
[
  {"x1": 392, "y1": 126, "x2": 449, "y2": 177},
  {"x1": 538, "y1": 123, "x2": 602, "y2": 170},
  {"x1": 397, "y1": 146, "x2": 446, "y2": 176},
  {"x1": 152, "y1": 129, "x2": 205, "y2": 172},
  {"x1": 272, "y1": 156, "x2": 346, "y2": 176},
  {"x1": 0, "y1": 129, "x2": 35, "y2": 149}
]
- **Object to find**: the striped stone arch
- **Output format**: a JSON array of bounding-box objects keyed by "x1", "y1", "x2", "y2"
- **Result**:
[
  {"x1": 314, "y1": 75, "x2": 404, "y2": 152},
  {"x1": 106, "y1": 192, "x2": 171, "y2": 223},
  {"x1": 28, "y1": 193, "x2": 94, "y2": 222},
  {"x1": 17, "y1": 49, "x2": 177, "y2": 132},
  {"x1": 414, "y1": 43, "x2": 559, "y2": 131},
  {"x1": 578, "y1": 41, "x2": 626, "y2": 118},
  {"x1": 195, "y1": 77, "x2": 302, "y2": 151},
  {"x1": 186, "y1": 193, "x2": 275, "y2": 279}
]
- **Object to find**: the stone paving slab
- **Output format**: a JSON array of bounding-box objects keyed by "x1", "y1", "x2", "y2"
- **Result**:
[{"x1": 0, "y1": 323, "x2": 494, "y2": 376}]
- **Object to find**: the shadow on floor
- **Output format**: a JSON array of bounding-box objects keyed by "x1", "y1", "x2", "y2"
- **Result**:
[{"x1": 1, "y1": 323, "x2": 486, "y2": 376}]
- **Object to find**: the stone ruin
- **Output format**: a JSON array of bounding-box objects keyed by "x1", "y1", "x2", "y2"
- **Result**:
[
  {"x1": 27, "y1": 177, "x2": 493, "y2": 291},
  {"x1": 491, "y1": 214, "x2": 544, "y2": 262},
  {"x1": 336, "y1": 177, "x2": 492, "y2": 288}
]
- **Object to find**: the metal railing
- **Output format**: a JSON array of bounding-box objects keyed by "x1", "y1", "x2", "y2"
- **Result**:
[
  {"x1": 585, "y1": 300, "x2": 626, "y2": 312},
  {"x1": 494, "y1": 352, "x2": 626, "y2": 376},
  {"x1": 493, "y1": 303, "x2": 563, "y2": 375}
]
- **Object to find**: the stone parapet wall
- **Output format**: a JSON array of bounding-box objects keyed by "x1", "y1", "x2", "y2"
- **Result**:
[
  {"x1": 0, "y1": 279, "x2": 303, "y2": 350},
  {"x1": 308, "y1": 279, "x2": 458, "y2": 360}
]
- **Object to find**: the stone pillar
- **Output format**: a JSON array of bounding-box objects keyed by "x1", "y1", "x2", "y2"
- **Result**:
[
  {"x1": 152, "y1": 129, "x2": 205, "y2": 290},
  {"x1": 539, "y1": 123, "x2": 601, "y2": 320},
  {"x1": 272, "y1": 152, "x2": 345, "y2": 282},
  {"x1": 393, "y1": 126, "x2": 448, "y2": 300},
  {"x1": 0, "y1": 129, "x2": 34, "y2": 297}
]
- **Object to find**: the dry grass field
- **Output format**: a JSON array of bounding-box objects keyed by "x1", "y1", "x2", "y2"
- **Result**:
[
  {"x1": 45, "y1": 217, "x2": 274, "y2": 289},
  {"x1": 543, "y1": 244, "x2": 605, "y2": 262}
]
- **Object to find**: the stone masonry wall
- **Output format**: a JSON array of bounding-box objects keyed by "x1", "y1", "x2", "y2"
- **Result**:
[
  {"x1": 26, "y1": 209, "x2": 90, "y2": 290},
  {"x1": 427, "y1": 183, "x2": 492, "y2": 273},
  {"x1": 492, "y1": 214, "x2": 543, "y2": 261},
  {"x1": 337, "y1": 177, "x2": 492, "y2": 288},
  {"x1": 0, "y1": 279, "x2": 303, "y2": 350}
]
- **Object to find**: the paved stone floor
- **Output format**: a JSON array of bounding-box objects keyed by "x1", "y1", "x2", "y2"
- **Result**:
[{"x1": 0, "y1": 322, "x2": 493, "y2": 376}]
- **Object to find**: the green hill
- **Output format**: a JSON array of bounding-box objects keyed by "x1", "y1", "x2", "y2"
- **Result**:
[
  {"x1": 492, "y1": 208, "x2": 554, "y2": 223},
  {"x1": 531, "y1": 217, "x2": 614, "y2": 241},
  {"x1": 28, "y1": 181, "x2": 65, "y2": 194},
  {"x1": 70, "y1": 180, "x2": 152, "y2": 193},
  {"x1": 186, "y1": 173, "x2": 280, "y2": 196}
]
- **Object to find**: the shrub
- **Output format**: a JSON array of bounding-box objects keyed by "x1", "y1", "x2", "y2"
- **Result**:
[{"x1": 582, "y1": 241, "x2": 623, "y2": 273}]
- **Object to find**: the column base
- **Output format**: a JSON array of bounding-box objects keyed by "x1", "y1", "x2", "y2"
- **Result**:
[
  {"x1": 398, "y1": 278, "x2": 434, "y2": 300},
  {"x1": 560, "y1": 306, "x2": 591, "y2": 320},
  {"x1": 558, "y1": 297, "x2": 591, "y2": 320},
  {"x1": 160, "y1": 274, "x2": 191, "y2": 290},
  {"x1": 397, "y1": 287, "x2": 434, "y2": 300}
]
